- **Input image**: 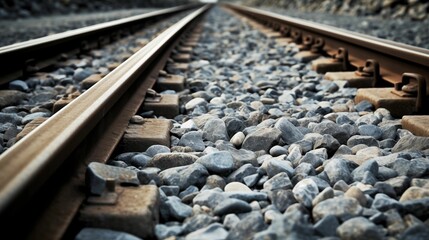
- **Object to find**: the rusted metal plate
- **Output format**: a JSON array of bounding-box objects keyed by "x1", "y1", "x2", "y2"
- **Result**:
[
  {"x1": 142, "y1": 94, "x2": 179, "y2": 118},
  {"x1": 156, "y1": 74, "x2": 185, "y2": 92},
  {"x1": 172, "y1": 53, "x2": 192, "y2": 63},
  {"x1": 293, "y1": 51, "x2": 320, "y2": 63},
  {"x1": 79, "y1": 185, "x2": 159, "y2": 239},
  {"x1": 355, "y1": 88, "x2": 416, "y2": 117},
  {"x1": 263, "y1": 31, "x2": 282, "y2": 38},
  {"x1": 275, "y1": 37, "x2": 293, "y2": 46},
  {"x1": 169, "y1": 62, "x2": 189, "y2": 71},
  {"x1": 402, "y1": 115, "x2": 429, "y2": 137},
  {"x1": 312, "y1": 58, "x2": 345, "y2": 73},
  {"x1": 121, "y1": 119, "x2": 172, "y2": 152},
  {"x1": 324, "y1": 71, "x2": 374, "y2": 88},
  {"x1": 182, "y1": 41, "x2": 198, "y2": 47},
  {"x1": 177, "y1": 46, "x2": 193, "y2": 53}
]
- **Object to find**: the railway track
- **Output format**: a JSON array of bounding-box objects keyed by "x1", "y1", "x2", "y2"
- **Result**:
[{"x1": 1, "y1": 2, "x2": 429, "y2": 240}]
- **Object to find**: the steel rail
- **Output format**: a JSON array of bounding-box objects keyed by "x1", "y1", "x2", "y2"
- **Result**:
[
  {"x1": 224, "y1": 4, "x2": 429, "y2": 86},
  {"x1": 0, "y1": 4, "x2": 211, "y2": 239},
  {"x1": 0, "y1": 3, "x2": 203, "y2": 84}
]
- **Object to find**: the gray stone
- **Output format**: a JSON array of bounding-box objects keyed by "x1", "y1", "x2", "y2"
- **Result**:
[
  {"x1": 274, "y1": 117, "x2": 304, "y2": 144},
  {"x1": 268, "y1": 189, "x2": 297, "y2": 212},
  {"x1": 269, "y1": 145, "x2": 288, "y2": 157},
  {"x1": 324, "y1": 158, "x2": 352, "y2": 185},
  {"x1": 401, "y1": 198, "x2": 429, "y2": 219},
  {"x1": 160, "y1": 186, "x2": 180, "y2": 196},
  {"x1": 193, "y1": 189, "x2": 227, "y2": 209},
  {"x1": 75, "y1": 228, "x2": 142, "y2": 240},
  {"x1": 263, "y1": 172, "x2": 293, "y2": 191},
  {"x1": 292, "y1": 178, "x2": 319, "y2": 208},
  {"x1": 314, "y1": 215, "x2": 339, "y2": 237},
  {"x1": 145, "y1": 144, "x2": 170, "y2": 157},
  {"x1": 223, "y1": 214, "x2": 240, "y2": 230},
  {"x1": 312, "y1": 187, "x2": 334, "y2": 207},
  {"x1": 351, "y1": 159, "x2": 378, "y2": 182},
  {"x1": 9, "y1": 80, "x2": 29, "y2": 92},
  {"x1": 358, "y1": 124, "x2": 383, "y2": 140},
  {"x1": 155, "y1": 224, "x2": 183, "y2": 239},
  {"x1": 298, "y1": 152, "x2": 324, "y2": 168},
  {"x1": 242, "y1": 127, "x2": 281, "y2": 152},
  {"x1": 230, "y1": 131, "x2": 245, "y2": 147},
  {"x1": 197, "y1": 151, "x2": 235, "y2": 175},
  {"x1": 0, "y1": 90, "x2": 27, "y2": 109},
  {"x1": 262, "y1": 208, "x2": 315, "y2": 239},
  {"x1": 372, "y1": 193, "x2": 402, "y2": 212},
  {"x1": 129, "y1": 154, "x2": 151, "y2": 168},
  {"x1": 384, "y1": 176, "x2": 410, "y2": 196},
  {"x1": 313, "y1": 197, "x2": 363, "y2": 222},
  {"x1": 186, "y1": 223, "x2": 228, "y2": 240},
  {"x1": 264, "y1": 158, "x2": 294, "y2": 178},
  {"x1": 178, "y1": 131, "x2": 206, "y2": 151},
  {"x1": 347, "y1": 135, "x2": 379, "y2": 147},
  {"x1": 407, "y1": 158, "x2": 429, "y2": 178},
  {"x1": 314, "y1": 134, "x2": 340, "y2": 156},
  {"x1": 148, "y1": 153, "x2": 198, "y2": 170},
  {"x1": 203, "y1": 118, "x2": 229, "y2": 142},
  {"x1": 185, "y1": 98, "x2": 208, "y2": 111},
  {"x1": 216, "y1": 143, "x2": 258, "y2": 167},
  {"x1": 227, "y1": 163, "x2": 258, "y2": 183},
  {"x1": 392, "y1": 135, "x2": 429, "y2": 152},
  {"x1": 166, "y1": 196, "x2": 192, "y2": 221},
  {"x1": 313, "y1": 121, "x2": 349, "y2": 144},
  {"x1": 399, "y1": 224, "x2": 429, "y2": 240},
  {"x1": 224, "y1": 191, "x2": 268, "y2": 202},
  {"x1": 226, "y1": 212, "x2": 267, "y2": 240},
  {"x1": 337, "y1": 217, "x2": 383, "y2": 240},
  {"x1": 73, "y1": 68, "x2": 93, "y2": 81},
  {"x1": 203, "y1": 175, "x2": 226, "y2": 190},
  {"x1": 213, "y1": 198, "x2": 252, "y2": 216},
  {"x1": 159, "y1": 163, "x2": 209, "y2": 190},
  {"x1": 21, "y1": 112, "x2": 50, "y2": 125}
]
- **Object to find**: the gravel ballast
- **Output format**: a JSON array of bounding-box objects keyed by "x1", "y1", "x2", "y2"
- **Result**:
[{"x1": 81, "y1": 6, "x2": 429, "y2": 240}]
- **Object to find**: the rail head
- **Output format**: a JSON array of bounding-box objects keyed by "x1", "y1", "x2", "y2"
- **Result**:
[{"x1": 224, "y1": 3, "x2": 429, "y2": 85}]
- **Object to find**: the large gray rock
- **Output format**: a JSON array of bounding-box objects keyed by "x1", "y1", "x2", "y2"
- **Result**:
[
  {"x1": 196, "y1": 151, "x2": 235, "y2": 175},
  {"x1": 274, "y1": 117, "x2": 304, "y2": 144},
  {"x1": 242, "y1": 127, "x2": 282, "y2": 152},
  {"x1": 159, "y1": 163, "x2": 209, "y2": 190}
]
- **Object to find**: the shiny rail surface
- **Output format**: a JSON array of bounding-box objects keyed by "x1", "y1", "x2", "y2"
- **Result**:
[
  {"x1": 0, "y1": 4, "x2": 202, "y2": 84},
  {"x1": 225, "y1": 4, "x2": 429, "y2": 86},
  {"x1": 0, "y1": 4, "x2": 210, "y2": 239}
]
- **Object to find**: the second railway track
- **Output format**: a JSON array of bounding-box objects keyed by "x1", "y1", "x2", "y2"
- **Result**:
[{"x1": 0, "y1": 2, "x2": 429, "y2": 240}]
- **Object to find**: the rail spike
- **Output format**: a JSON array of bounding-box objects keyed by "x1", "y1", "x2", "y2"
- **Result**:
[
  {"x1": 355, "y1": 59, "x2": 381, "y2": 87},
  {"x1": 394, "y1": 73, "x2": 427, "y2": 114}
]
